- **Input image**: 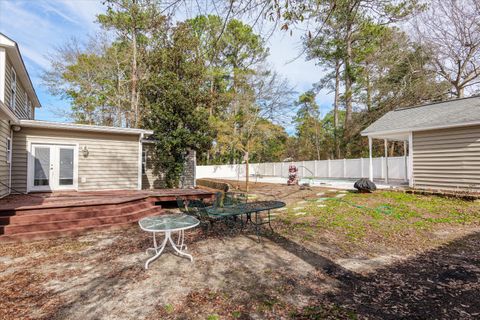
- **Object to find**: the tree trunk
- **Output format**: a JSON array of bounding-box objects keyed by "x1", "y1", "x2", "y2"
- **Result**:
[
  {"x1": 131, "y1": 27, "x2": 138, "y2": 128},
  {"x1": 390, "y1": 141, "x2": 395, "y2": 157},
  {"x1": 366, "y1": 62, "x2": 372, "y2": 111},
  {"x1": 456, "y1": 86, "x2": 464, "y2": 98},
  {"x1": 344, "y1": 24, "x2": 353, "y2": 134},
  {"x1": 314, "y1": 117, "x2": 321, "y2": 160},
  {"x1": 334, "y1": 58, "x2": 341, "y2": 159},
  {"x1": 245, "y1": 150, "x2": 249, "y2": 193}
]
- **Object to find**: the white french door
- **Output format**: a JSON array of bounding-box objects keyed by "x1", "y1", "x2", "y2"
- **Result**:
[{"x1": 29, "y1": 144, "x2": 78, "y2": 192}]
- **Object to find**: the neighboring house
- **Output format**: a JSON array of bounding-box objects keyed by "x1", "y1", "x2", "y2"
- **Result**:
[
  {"x1": 362, "y1": 96, "x2": 480, "y2": 192},
  {"x1": 0, "y1": 33, "x2": 194, "y2": 197}
]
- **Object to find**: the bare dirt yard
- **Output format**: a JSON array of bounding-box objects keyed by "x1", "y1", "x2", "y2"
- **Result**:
[{"x1": 1, "y1": 180, "x2": 479, "y2": 320}]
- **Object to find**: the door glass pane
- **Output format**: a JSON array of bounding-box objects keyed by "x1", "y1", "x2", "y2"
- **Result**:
[
  {"x1": 59, "y1": 148, "x2": 74, "y2": 186},
  {"x1": 34, "y1": 147, "x2": 50, "y2": 186}
]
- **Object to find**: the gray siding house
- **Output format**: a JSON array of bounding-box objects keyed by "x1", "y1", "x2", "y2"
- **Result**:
[
  {"x1": 362, "y1": 96, "x2": 480, "y2": 192},
  {"x1": 0, "y1": 33, "x2": 194, "y2": 197}
]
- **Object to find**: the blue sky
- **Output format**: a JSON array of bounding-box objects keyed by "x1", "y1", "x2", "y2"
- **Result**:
[{"x1": 0, "y1": 0, "x2": 333, "y2": 129}]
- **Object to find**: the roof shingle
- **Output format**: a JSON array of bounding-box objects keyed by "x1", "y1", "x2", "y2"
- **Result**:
[{"x1": 362, "y1": 96, "x2": 480, "y2": 135}]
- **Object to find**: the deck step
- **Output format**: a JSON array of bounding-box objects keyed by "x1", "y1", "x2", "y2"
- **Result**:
[
  {"x1": 0, "y1": 206, "x2": 163, "y2": 235},
  {"x1": 0, "y1": 197, "x2": 155, "y2": 217},
  {"x1": 0, "y1": 206, "x2": 164, "y2": 241},
  {"x1": 0, "y1": 201, "x2": 156, "y2": 225}
]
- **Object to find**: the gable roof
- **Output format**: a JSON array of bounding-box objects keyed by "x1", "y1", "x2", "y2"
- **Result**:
[
  {"x1": 362, "y1": 96, "x2": 480, "y2": 136},
  {"x1": 0, "y1": 33, "x2": 41, "y2": 108}
]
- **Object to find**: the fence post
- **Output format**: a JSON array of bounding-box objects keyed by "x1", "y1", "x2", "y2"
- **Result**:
[
  {"x1": 360, "y1": 158, "x2": 364, "y2": 178},
  {"x1": 343, "y1": 159, "x2": 347, "y2": 178},
  {"x1": 381, "y1": 157, "x2": 385, "y2": 179}
]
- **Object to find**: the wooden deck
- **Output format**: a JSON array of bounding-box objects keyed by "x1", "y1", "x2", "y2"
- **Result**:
[
  {"x1": 0, "y1": 189, "x2": 215, "y2": 242},
  {"x1": 0, "y1": 189, "x2": 214, "y2": 211}
]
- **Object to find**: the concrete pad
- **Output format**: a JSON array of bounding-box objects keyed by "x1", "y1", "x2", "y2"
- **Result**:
[{"x1": 336, "y1": 194, "x2": 346, "y2": 198}]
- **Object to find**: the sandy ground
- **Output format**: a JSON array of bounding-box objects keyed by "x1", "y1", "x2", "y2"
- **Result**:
[{"x1": 1, "y1": 182, "x2": 479, "y2": 319}]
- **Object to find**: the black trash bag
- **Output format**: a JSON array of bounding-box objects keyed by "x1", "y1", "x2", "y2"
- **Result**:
[{"x1": 354, "y1": 178, "x2": 377, "y2": 193}]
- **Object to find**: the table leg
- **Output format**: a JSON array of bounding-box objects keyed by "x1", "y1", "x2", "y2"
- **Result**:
[
  {"x1": 177, "y1": 229, "x2": 187, "y2": 250},
  {"x1": 267, "y1": 210, "x2": 274, "y2": 232},
  {"x1": 145, "y1": 233, "x2": 168, "y2": 269},
  {"x1": 168, "y1": 231, "x2": 193, "y2": 262}
]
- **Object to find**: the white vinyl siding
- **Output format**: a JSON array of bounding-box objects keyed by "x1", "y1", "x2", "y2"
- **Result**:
[
  {"x1": 141, "y1": 144, "x2": 166, "y2": 189},
  {"x1": 5, "y1": 56, "x2": 34, "y2": 120},
  {"x1": 11, "y1": 127, "x2": 140, "y2": 193},
  {"x1": 0, "y1": 120, "x2": 11, "y2": 197},
  {"x1": 9, "y1": 67, "x2": 16, "y2": 110},
  {"x1": 413, "y1": 125, "x2": 480, "y2": 192}
]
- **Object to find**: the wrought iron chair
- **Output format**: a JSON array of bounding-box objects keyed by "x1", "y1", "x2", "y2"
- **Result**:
[{"x1": 176, "y1": 196, "x2": 243, "y2": 232}]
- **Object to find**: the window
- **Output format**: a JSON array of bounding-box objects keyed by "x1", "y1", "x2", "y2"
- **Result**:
[
  {"x1": 142, "y1": 150, "x2": 147, "y2": 175},
  {"x1": 6, "y1": 137, "x2": 11, "y2": 164},
  {"x1": 10, "y1": 68, "x2": 16, "y2": 110}
]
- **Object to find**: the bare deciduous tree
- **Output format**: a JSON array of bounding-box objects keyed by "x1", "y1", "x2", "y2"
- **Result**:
[{"x1": 413, "y1": 0, "x2": 480, "y2": 98}]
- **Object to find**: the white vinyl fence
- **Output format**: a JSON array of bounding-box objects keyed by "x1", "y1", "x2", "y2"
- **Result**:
[{"x1": 197, "y1": 156, "x2": 410, "y2": 181}]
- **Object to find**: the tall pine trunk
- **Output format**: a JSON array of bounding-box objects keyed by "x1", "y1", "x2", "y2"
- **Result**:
[
  {"x1": 344, "y1": 24, "x2": 353, "y2": 134},
  {"x1": 366, "y1": 62, "x2": 372, "y2": 111},
  {"x1": 334, "y1": 58, "x2": 341, "y2": 159},
  {"x1": 131, "y1": 28, "x2": 138, "y2": 128}
]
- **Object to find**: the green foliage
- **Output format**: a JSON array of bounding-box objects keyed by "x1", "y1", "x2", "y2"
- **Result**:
[
  {"x1": 249, "y1": 119, "x2": 288, "y2": 162},
  {"x1": 187, "y1": 15, "x2": 291, "y2": 167},
  {"x1": 143, "y1": 22, "x2": 213, "y2": 187},
  {"x1": 293, "y1": 91, "x2": 324, "y2": 160}
]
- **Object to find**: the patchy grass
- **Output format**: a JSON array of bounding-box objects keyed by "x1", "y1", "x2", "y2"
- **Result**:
[{"x1": 278, "y1": 190, "x2": 480, "y2": 252}]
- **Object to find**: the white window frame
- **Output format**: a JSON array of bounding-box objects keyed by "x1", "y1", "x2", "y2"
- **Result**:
[
  {"x1": 10, "y1": 67, "x2": 16, "y2": 111},
  {"x1": 6, "y1": 137, "x2": 11, "y2": 164}
]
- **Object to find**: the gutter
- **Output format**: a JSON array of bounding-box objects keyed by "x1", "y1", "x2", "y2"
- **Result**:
[{"x1": 19, "y1": 119, "x2": 154, "y2": 135}]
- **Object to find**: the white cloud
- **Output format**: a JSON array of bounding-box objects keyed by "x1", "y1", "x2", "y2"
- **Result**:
[
  {"x1": 56, "y1": 0, "x2": 104, "y2": 31},
  {"x1": 0, "y1": 1, "x2": 334, "y2": 124}
]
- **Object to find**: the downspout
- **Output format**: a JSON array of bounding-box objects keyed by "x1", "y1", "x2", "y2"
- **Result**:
[
  {"x1": 8, "y1": 126, "x2": 13, "y2": 195},
  {"x1": 138, "y1": 133, "x2": 143, "y2": 190}
]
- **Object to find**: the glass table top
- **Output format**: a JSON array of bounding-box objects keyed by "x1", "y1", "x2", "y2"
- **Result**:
[{"x1": 139, "y1": 214, "x2": 200, "y2": 232}]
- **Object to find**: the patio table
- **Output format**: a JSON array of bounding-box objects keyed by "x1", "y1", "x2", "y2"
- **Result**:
[
  {"x1": 235, "y1": 200, "x2": 286, "y2": 228},
  {"x1": 216, "y1": 200, "x2": 286, "y2": 238},
  {"x1": 138, "y1": 214, "x2": 199, "y2": 269}
]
